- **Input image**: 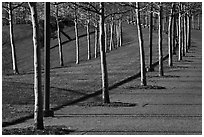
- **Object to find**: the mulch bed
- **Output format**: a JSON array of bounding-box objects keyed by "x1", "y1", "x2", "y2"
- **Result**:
[
  {"x1": 2, "y1": 126, "x2": 74, "y2": 135},
  {"x1": 78, "y1": 102, "x2": 137, "y2": 107}
]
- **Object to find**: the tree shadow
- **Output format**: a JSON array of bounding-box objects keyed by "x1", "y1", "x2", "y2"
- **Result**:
[
  {"x1": 124, "y1": 85, "x2": 166, "y2": 90},
  {"x1": 147, "y1": 75, "x2": 180, "y2": 78}
]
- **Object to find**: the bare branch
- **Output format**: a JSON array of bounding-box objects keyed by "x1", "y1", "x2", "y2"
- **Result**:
[
  {"x1": 12, "y1": 2, "x2": 24, "y2": 10},
  {"x1": 105, "y1": 9, "x2": 132, "y2": 19},
  {"x1": 71, "y1": 2, "x2": 100, "y2": 15}
]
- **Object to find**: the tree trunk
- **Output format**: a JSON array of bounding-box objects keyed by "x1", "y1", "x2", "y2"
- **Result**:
[
  {"x1": 87, "y1": 19, "x2": 91, "y2": 60},
  {"x1": 55, "y1": 4, "x2": 64, "y2": 66},
  {"x1": 44, "y1": 2, "x2": 53, "y2": 117},
  {"x1": 135, "y1": 2, "x2": 147, "y2": 86},
  {"x1": 178, "y1": 3, "x2": 182, "y2": 61},
  {"x1": 109, "y1": 19, "x2": 114, "y2": 51},
  {"x1": 74, "y1": 7, "x2": 79, "y2": 64},
  {"x1": 188, "y1": 15, "x2": 192, "y2": 49},
  {"x1": 105, "y1": 23, "x2": 108, "y2": 52},
  {"x1": 197, "y1": 14, "x2": 200, "y2": 30},
  {"x1": 99, "y1": 2, "x2": 110, "y2": 103},
  {"x1": 168, "y1": 3, "x2": 174, "y2": 67},
  {"x1": 182, "y1": 6, "x2": 185, "y2": 57},
  {"x1": 148, "y1": 3, "x2": 154, "y2": 71},
  {"x1": 94, "y1": 23, "x2": 99, "y2": 58},
  {"x1": 119, "y1": 19, "x2": 123, "y2": 47},
  {"x1": 172, "y1": 12, "x2": 177, "y2": 55},
  {"x1": 184, "y1": 13, "x2": 188, "y2": 54},
  {"x1": 158, "y1": 3, "x2": 164, "y2": 76},
  {"x1": 8, "y1": 2, "x2": 19, "y2": 74},
  {"x1": 116, "y1": 21, "x2": 120, "y2": 48},
  {"x1": 28, "y1": 2, "x2": 44, "y2": 130}
]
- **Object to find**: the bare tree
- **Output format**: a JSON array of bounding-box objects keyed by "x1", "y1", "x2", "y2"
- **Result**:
[
  {"x1": 99, "y1": 2, "x2": 110, "y2": 103},
  {"x1": 3, "y1": 2, "x2": 22, "y2": 74},
  {"x1": 55, "y1": 3, "x2": 64, "y2": 66},
  {"x1": 178, "y1": 2, "x2": 182, "y2": 61},
  {"x1": 168, "y1": 3, "x2": 174, "y2": 67},
  {"x1": 148, "y1": 2, "x2": 154, "y2": 71},
  {"x1": 135, "y1": 2, "x2": 147, "y2": 86},
  {"x1": 74, "y1": 4, "x2": 79, "y2": 64},
  {"x1": 158, "y1": 2, "x2": 164, "y2": 76},
  {"x1": 86, "y1": 10, "x2": 91, "y2": 60},
  {"x1": 28, "y1": 2, "x2": 44, "y2": 130}
]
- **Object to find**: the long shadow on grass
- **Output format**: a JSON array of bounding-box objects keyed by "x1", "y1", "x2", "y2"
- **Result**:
[
  {"x1": 50, "y1": 31, "x2": 95, "y2": 50},
  {"x1": 2, "y1": 54, "x2": 169, "y2": 127}
]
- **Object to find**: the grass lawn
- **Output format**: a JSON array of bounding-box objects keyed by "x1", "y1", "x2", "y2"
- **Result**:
[{"x1": 2, "y1": 22, "x2": 169, "y2": 125}]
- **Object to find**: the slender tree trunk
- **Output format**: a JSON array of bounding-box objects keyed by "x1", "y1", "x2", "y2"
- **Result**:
[
  {"x1": 55, "y1": 4, "x2": 63, "y2": 66},
  {"x1": 178, "y1": 3, "x2": 182, "y2": 61},
  {"x1": 109, "y1": 19, "x2": 114, "y2": 51},
  {"x1": 184, "y1": 13, "x2": 188, "y2": 54},
  {"x1": 172, "y1": 13, "x2": 177, "y2": 55},
  {"x1": 135, "y1": 2, "x2": 147, "y2": 86},
  {"x1": 87, "y1": 19, "x2": 91, "y2": 60},
  {"x1": 188, "y1": 15, "x2": 192, "y2": 49},
  {"x1": 168, "y1": 3, "x2": 174, "y2": 67},
  {"x1": 44, "y1": 2, "x2": 53, "y2": 117},
  {"x1": 74, "y1": 7, "x2": 79, "y2": 64},
  {"x1": 28, "y1": 2, "x2": 44, "y2": 130},
  {"x1": 8, "y1": 3, "x2": 19, "y2": 74},
  {"x1": 116, "y1": 21, "x2": 120, "y2": 48},
  {"x1": 94, "y1": 23, "x2": 99, "y2": 58},
  {"x1": 197, "y1": 14, "x2": 200, "y2": 30},
  {"x1": 105, "y1": 23, "x2": 108, "y2": 52},
  {"x1": 158, "y1": 3, "x2": 164, "y2": 76},
  {"x1": 148, "y1": 3, "x2": 154, "y2": 72},
  {"x1": 99, "y1": 2, "x2": 110, "y2": 103},
  {"x1": 119, "y1": 19, "x2": 123, "y2": 47},
  {"x1": 182, "y1": 6, "x2": 185, "y2": 57}
]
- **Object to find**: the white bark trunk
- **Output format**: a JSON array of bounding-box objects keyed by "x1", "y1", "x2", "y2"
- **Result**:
[
  {"x1": 87, "y1": 19, "x2": 91, "y2": 60},
  {"x1": 8, "y1": 2, "x2": 19, "y2": 74},
  {"x1": 55, "y1": 4, "x2": 63, "y2": 66},
  {"x1": 28, "y1": 2, "x2": 44, "y2": 130},
  {"x1": 135, "y1": 2, "x2": 147, "y2": 86},
  {"x1": 158, "y1": 3, "x2": 164, "y2": 76},
  {"x1": 74, "y1": 8, "x2": 79, "y2": 64},
  {"x1": 99, "y1": 2, "x2": 110, "y2": 103},
  {"x1": 178, "y1": 3, "x2": 182, "y2": 61}
]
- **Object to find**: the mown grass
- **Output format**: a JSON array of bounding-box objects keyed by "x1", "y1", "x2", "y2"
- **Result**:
[{"x1": 2, "y1": 22, "x2": 169, "y2": 124}]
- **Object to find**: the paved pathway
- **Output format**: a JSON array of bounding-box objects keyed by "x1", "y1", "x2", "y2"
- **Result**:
[{"x1": 3, "y1": 30, "x2": 202, "y2": 135}]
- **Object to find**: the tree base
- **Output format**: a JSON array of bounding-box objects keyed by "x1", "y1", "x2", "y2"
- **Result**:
[{"x1": 43, "y1": 110, "x2": 54, "y2": 117}]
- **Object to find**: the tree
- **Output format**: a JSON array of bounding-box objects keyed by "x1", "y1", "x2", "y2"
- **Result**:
[
  {"x1": 168, "y1": 3, "x2": 174, "y2": 67},
  {"x1": 94, "y1": 22, "x2": 99, "y2": 58},
  {"x1": 74, "y1": 4, "x2": 79, "y2": 64},
  {"x1": 158, "y1": 2, "x2": 164, "y2": 76},
  {"x1": 148, "y1": 2, "x2": 154, "y2": 71},
  {"x1": 3, "y1": 2, "x2": 21, "y2": 74},
  {"x1": 178, "y1": 2, "x2": 182, "y2": 61},
  {"x1": 28, "y1": 2, "x2": 44, "y2": 130},
  {"x1": 135, "y1": 2, "x2": 147, "y2": 86},
  {"x1": 54, "y1": 3, "x2": 64, "y2": 66},
  {"x1": 86, "y1": 9, "x2": 91, "y2": 60},
  {"x1": 44, "y1": 2, "x2": 54, "y2": 117},
  {"x1": 109, "y1": 15, "x2": 114, "y2": 51},
  {"x1": 99, "y1": 2, "x2": 110, "y2": 103}
]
